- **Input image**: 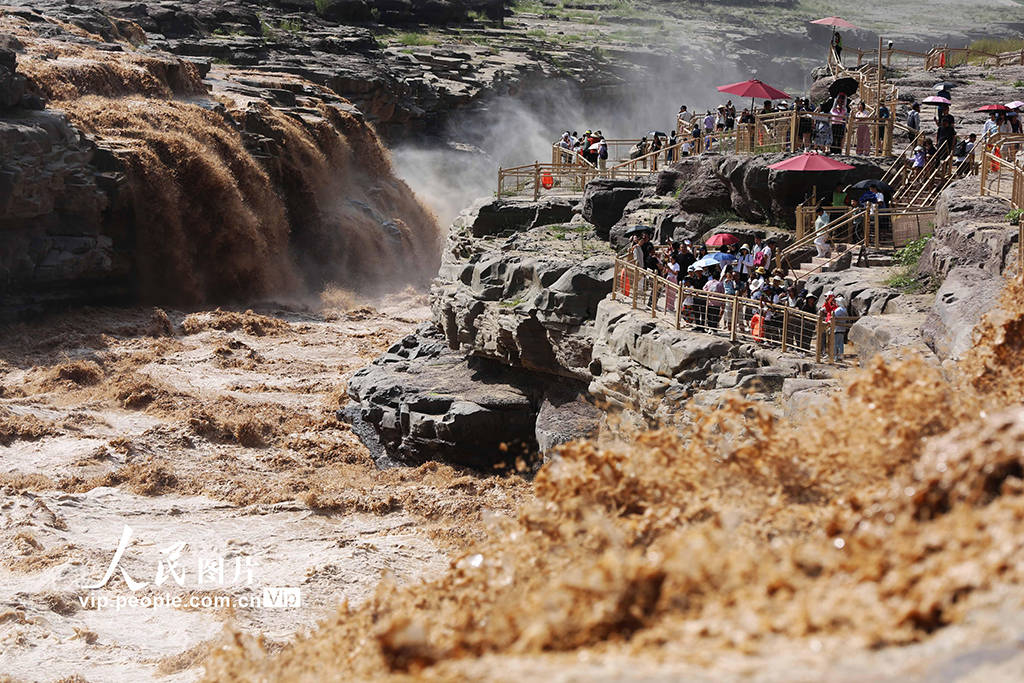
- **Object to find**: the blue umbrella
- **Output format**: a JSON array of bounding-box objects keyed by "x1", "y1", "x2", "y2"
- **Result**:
[{"x1": 694, "y1": 253, "x2": 737, "y2": 269}]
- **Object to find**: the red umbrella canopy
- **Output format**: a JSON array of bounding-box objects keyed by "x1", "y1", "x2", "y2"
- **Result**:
[
  {"x1": 716, "y1": 79, "x2": 791, "y2": 101},
  {"x1": 768, "y1": 152, "x2": 855, "y2": 172},
  {"x1": 811, "y1": 16, "x2": 858, "y2": 29},
  {"x1": 977, "y1": 104, "x2": 1010, "y2": 112},
  {"x1": 706, "y1": 233, "x2": 739, "y2": 247}
]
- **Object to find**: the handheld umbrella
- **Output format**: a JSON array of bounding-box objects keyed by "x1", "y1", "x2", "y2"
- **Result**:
[{"x1": 705, "y1": 233, "x2": 740, "y2": 247}]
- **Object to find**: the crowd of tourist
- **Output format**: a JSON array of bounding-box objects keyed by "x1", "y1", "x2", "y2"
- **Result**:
[
  {"x1": 556, "y1": 130, "x2": 610, "y2": 169},
  {"x1": 627, "y1": 231, "x2": 851, "y2": 359}
]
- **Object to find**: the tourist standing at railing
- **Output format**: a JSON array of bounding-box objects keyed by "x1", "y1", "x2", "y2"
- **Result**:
[
  {"x1": 677, "y1": 105, "x2": 694, "y2": 134},
  {"x1": 983, "y1": 112, "x2": 999, "y2": 142},
  {"x1": 997, "y1": 114, "x2": 1014, "y2": 159},
  {"x1": 702, "y1": 270, "x2": 725, "y2": 331},
  {"x1": 877, "y1": 102, "x2": 890, "y2": 152},
  {"x1": 831, "y1": 32, "x2": 843, "y2": 65},
  {"x1": 677, "y1": 241, "x2": 696, "y2": 274},
  {"x1": 736, "y1": 244, "x2": 754, "y2": 277},
  {"x1": 597, "y1": 138, "x2": 608, "y2": 174},
  {"x1": 796, "y1": 98, "x2": 813, "y2": 150},
  {"x1": 725, "y1": 101, "x2": 736, "y2": 131},
  {"x1": 663, "y1": 258, "x2": 679, "y2": 313},
  {"x1": 832, "y1": 295, "x2": 849, "y2": 360},
  {"x1": 829, "y1": 93, "x2": 849, "y2": 154},
  {"x1": 906, "y1": 102, "x2": 921, "y2": 142},
  {"x1": 814, "y1": 101, "x2": 832, "y2": 151},
  {"x1": 955, "y1": 133, "x2": 977, "y2": 175},
  {"x1": 813, "y1": 207, "x2": 832, "y2": 257},
  {"x1": 854, "y1": 101, "x2": 873, "y2": 155},
  {"x1": 703, "y1": 110, "x2": 715, "y2": 134},
  {"x1": 936, "y1": 116, "x2": 956, "y2": 161},
  {"x1": 650, "y1": 134, "x2": 663, "y2": 170},
  {"x1": 666, "y1": 132, "x2": 678, "y2": 163}
]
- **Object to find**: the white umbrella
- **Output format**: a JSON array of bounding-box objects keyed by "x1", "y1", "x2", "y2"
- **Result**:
[
  {"x1": 1006, "y1": 100, "x2": 1024, "y2": 110},
  {"x1": 589, "y1": 141, "x2": 606, "y2": 151}
]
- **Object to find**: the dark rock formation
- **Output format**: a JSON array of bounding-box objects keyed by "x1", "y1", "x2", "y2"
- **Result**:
[
  {"x1": 433, "y1": 201, "x2": 614, "y2": 379},
  {"x1": 581, "y1": 179, "x2": 651, "y2": 239},
  {"x1": 468, "y1": 197, "x2": 575, "y2": 237},
  {"x1": 346, "y1": 329, "x2": 541, "y2": 468}
]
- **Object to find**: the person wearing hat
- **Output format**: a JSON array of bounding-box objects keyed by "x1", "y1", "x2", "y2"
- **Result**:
[
  {"x1": 832, "y1": 294, "x2": 849, "y2": 360},
  {"x1": 750, "y1": 267, "x2": 767, "y2": 293},
  {"x1": 814, "y1": 207, "x2": 832, "y2": 257},
  {"x1": 737, "y1": 243, "x2": 754, "y2": 278}
]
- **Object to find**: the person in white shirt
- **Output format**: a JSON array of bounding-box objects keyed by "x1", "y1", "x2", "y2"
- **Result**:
[
  {"x1": 983, "y1": 112, "x2": 999, "y2": 141},
  {"x1": 736, "y1": 244, "x2": 754, "y2": 276},
  {"x1": 813, "y1": 207, "x2": 831, "y2": 257}
]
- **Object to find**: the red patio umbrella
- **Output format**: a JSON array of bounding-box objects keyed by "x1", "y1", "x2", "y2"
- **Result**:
[
  {"x1": 705, "y1": 233, "x2": 739, "y2": 247},
  {"x1": 976, "y1": 104, "x2": 1010, "y2": 112},
  {"x1": 768, "y1": 152, "x2": 855, "y2": 172},
  {"x1": 810, "y1": 16, "x2": 859, "y2": 29},
  {"x1": 717, "y1": 79, "x2": 790, "y2": 110}
]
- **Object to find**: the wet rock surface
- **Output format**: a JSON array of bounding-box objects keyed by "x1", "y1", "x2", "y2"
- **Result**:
[{"x1": 346, "y1": 328, "x2": 545, "y2": 468}]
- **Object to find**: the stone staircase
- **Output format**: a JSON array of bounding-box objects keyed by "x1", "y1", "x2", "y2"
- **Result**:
[{"x1": 788, "y1": 243, "x2": 856, "y2": 280}]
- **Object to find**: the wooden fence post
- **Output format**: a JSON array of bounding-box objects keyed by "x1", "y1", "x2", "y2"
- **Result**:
[
  {"x1": 781, "y1": 308, "x2": 789, "y2": 353},
  {"x1": 631, "y1": 266, "x2": 638, "y2": 309},
  {"x1": 730, "y1": 295, "x2": 740, "y2": 342},
  {"x1": 675, "y1": 282, "x2": 682, "y2": 329},
  {"x1": 863, "y1": 210, "x2": 870, "y2": 249},
  {"x1": 814, "y1": 312, "x2": 823, "y2": 364},
  {"x1": 533, "y1": 161, "x2": 540, "y2": 201},
  {"x1": 789, "y1": 110, "x2": 798, "y2": 153},
  {"x1": 651, "y1": 278, "x2": 658, "y2": 318},
  {"x1": 828, "y1": 320, "x2": 837, "y2": 365},
  {"x1": 612, "y1": 261, "x2": 619, "y2": 300},
  {"x1": 497, "y1": 166, "x2": 502, "y2": 196}
]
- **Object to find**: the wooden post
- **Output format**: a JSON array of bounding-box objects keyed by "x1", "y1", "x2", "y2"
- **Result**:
[
  {"x1": 675, "y1": 283, "x2": 682, "y2": 328},
  {"x1": 730, "y1": 294, "x2": 740, "y2": 342},
  {"x1": 980, "y1": 148, "x2": 989, "y2": 194},
  {"x1": 612, "y1": 261, "x2": 619, "y2": 300},
  {"x1": 828, "y1": 320, "x2": 837, "y2": 365},
  {"x1": 781, "y1": 308, "x2": 789, "y2": 353},
  {"x1": 789, "y1": 109, "x2": 798, "y2": 153},
  {"x1": 497, "y1": 166, "x2": 502, "y2": 197},
  {"x1": 651, "y1": 278, "x2": 658, "y2": 318},
  {"x1": 877, "y1": 36, "x2": 883, "y2": 117},
  {"x1": 874, "y1": 211, "x2": 880, "y2": 248},
  {"x1": 631, "y1": 266, "x2": 638, "y2": 309},
  {"x1": 814, "y1": 312, "x2": 823, "y2": 364},
  {"x1": 533, "y1": 161, "x2": 540, "y2": 201}
]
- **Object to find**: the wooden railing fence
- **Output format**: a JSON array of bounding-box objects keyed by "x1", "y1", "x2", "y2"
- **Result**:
[{"x1": 611, "y1": 257, "x2": 855, "y2": 363}]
